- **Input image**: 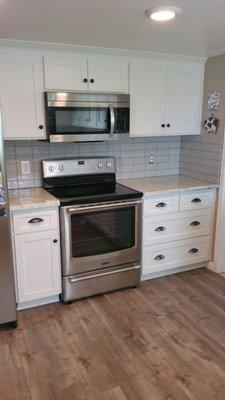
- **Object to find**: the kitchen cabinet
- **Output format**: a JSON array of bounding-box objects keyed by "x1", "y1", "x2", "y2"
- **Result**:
[
  {"x1": 142, "y1": 189, "x2": 216, "y2": 276},
  {"x1": 44, "y1": 56, "x2": 88, "y2": 91},
  {"x1": 0, "y1": 53, "x2": 46, "y2": 140},
  {"x1": 44, "y1": 56, "x2": 129, "y2": 93},
  {"x1": 130, "y1": 61, "x2": 204, "y2": 137},
  {"x1": 12, "y1": 208, "x2": 61, "y2": 305}
]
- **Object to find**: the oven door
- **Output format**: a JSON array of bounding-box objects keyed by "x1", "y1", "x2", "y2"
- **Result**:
[{"x1": 61, "y1": 200, "x2": 142, "y2": 276}]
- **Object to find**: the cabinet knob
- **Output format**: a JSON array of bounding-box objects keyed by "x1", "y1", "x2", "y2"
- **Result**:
[
  {"x1": 161, "y1": 124, "x2": 165, "y2": 128},
  {"x1": 39, "y1": 125, "x2": 44, "y2": 130},
  {"x1": 90, "y1": 79, "x2": 95, "y2": 83},
  {"x1": 53, "y1": 239, "x2": 58, "y2": 243},
  {"x1": 166, "y1": 123, "x2": 171, "y2": 128},
  {"x1": 83, "y1": 78, "x2": 88, "y2": 83}
]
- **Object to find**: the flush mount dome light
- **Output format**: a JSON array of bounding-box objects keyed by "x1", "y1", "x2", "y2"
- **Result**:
[{"x1": 145, "y1": 6, "x2": 182, "y2": 21}]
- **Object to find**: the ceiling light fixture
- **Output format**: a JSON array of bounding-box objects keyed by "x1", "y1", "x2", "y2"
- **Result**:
[{"x1": 145, "y1": 6, "x2": 182, "y2": 22}]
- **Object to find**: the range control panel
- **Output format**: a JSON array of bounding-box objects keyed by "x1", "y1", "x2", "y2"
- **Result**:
[{"x1": 42, "y1": 157, "x2": 116, "y2": 178}]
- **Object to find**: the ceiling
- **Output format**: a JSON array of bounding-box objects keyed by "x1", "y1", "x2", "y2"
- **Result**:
[{"x1": 0, "y1": 0, "x2": 225, "y2": 57}]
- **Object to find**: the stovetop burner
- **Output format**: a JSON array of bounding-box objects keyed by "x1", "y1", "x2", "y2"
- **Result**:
[{"x1": 42, "y1": 157, "x2": 143, "y2": 205}]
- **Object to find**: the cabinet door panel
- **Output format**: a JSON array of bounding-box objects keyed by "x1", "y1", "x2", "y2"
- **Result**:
[
  {"x1": 44, "y1": 56, "x2": 88, "y2": 91},
  {"x1": 0, "y1": 54, "x2": 45, "y2": 139},
  {"x1": 15, "y1": 230, "x2": 61, "y2": 302},
  {"x1": 88, "y1": 59, "x2": 129, "y2": 93},
  {"x1": 166, "y1": 64, "x2": 203, "y2": 135},
  {"x1": 130, "y1": 62, "x2": 167, "y2": 136}
]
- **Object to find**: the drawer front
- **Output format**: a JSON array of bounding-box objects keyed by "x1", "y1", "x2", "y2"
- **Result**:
[
  {"x1": 180, "y1": 190, "x2": 215, "y2": 211},
  {"x1": 12, "y1": 208, "x2": 59, "y2": 234},
  {"x1": 143, "y1": 210, "x2": 212, "y2": 246},
  {"x1": 143, "y1": 195, "x2": 179, "y2": 216},
  {"x1": 142, "y1": 236, "x2": 210, "y2": 275}
]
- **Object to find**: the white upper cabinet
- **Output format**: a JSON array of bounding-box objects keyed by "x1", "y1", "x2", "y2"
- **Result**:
[
  {"x1": 88, "y1": 59, "x2": 129, "y2": 93},
  {"x1": 44, "y1": 56, "x2": 88, "y2": 91},
  {"x1": 130, "y1": 61, "x2": 204, "y2": 137},
  {"x1": 44, "y1": 56, "x2": 129, "y2": 93},
  {"x1": 0, "y1": 53, "x2": 46, "y2": 140},
  {"x1": 130, "y1": 62, "x2": 167, "y2": 136},
  {"x1": 165, "y1": 65, "x2": 203, "y2": 135}
]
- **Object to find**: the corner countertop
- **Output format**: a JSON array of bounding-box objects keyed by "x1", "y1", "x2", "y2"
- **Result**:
[
  {"x1": 119, "y1": 175, "x2": 219, "y2": 197},
  {"x1": 8, "y1": 187, "x2": 60, "y2": 211}
]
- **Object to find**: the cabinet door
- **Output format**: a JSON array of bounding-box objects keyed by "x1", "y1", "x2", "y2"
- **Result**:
[
  {"x1": 0, "y1": 54, "x2": 45, "y2": 140},
  {"x1": 44, "y1": 56, "x2": 88, "y2": 91},
  {"x1": 15, "y1": 230, "x2": 61, "y2": 302},
  {"x1": 130, "y1": 62, "x2": 167, "y2": 136},
  {"x1": 88, "y1": 59, "x2": 129, "y2": 93},
  {"x1": 165, "y1": 64, "x2": 203, "y2": 135}
]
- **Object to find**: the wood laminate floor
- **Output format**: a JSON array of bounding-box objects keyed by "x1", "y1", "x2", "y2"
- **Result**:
[{"x1": 1, "y1": 268, "x2": 225, "y2": 400}]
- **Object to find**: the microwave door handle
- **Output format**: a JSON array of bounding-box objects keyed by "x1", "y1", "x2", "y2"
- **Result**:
[{"x1": 109, "y1": 104, "x2": 115, "y2": 137}]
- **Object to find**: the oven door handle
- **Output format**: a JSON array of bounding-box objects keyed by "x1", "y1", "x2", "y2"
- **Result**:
[
  {"x1": 69, "y1": 264, "x2": 141, "y2": 283},
  {"x1": 67, "y1": 200, "x2": 141, "y2": 214},
  {"x1": 109, "y1": 104, "x2": 115, "y2": 137}
]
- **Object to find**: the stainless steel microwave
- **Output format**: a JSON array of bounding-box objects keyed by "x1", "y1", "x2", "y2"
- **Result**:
[{"x1": 44, "y1": 92, "x2": 130, "y2": 142}]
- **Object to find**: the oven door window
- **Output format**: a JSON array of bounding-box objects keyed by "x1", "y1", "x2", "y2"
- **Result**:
[
  {"x1": 71, "y1": 207, "x2": 135, "y2": 258},
  {"x1": 49, "y1": 107, "x2": 110, "y2": 134}
]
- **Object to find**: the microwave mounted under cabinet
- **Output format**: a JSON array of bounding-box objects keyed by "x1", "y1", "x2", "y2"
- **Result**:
[{"x1": 44, "y1": 92, "x2": 130, "y2": 142}]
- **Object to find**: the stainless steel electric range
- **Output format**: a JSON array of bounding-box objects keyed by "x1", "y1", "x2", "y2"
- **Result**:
[{"x1": 42, "y1": 157, "x2": 143, "y2": 302}]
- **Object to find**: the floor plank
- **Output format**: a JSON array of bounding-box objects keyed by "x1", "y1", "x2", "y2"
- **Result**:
[{"x1": 1, "y1": 268, "x2": 225, "y2": 399}]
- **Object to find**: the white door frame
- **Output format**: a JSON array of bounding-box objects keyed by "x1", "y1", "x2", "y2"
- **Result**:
[{"x1": 213, "y1": 129, "x2": 225, "y2": 273}]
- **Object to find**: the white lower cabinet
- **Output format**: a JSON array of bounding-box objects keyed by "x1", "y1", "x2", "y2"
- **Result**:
[
  {"x1": 143, "y1": 237, "x2": 210, "y2": 275},
  {"x1": 142, "y1": 189, "x2": 216, "y2": 277},
  {"x1": 12, "y1": 208, "x2": 62, "y2": 305}
]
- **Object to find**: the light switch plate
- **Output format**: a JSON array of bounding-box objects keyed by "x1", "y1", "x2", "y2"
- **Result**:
[
  {"x1": 21, "y1": 161, "x2": 31, "y2": 175},
  {"x1": 149, "y1": 155, "x2": 155, "y2": 164}
]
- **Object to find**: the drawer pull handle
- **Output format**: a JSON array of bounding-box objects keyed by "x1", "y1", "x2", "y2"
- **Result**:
[
  {"x1": 191, "y1": 198, "x2": 202, "y2": 203},
  {"x1": 190, "y1": 221, "x2": 200, "y2": 226},
  {"x1": 156, "y1": 202, "x2": 167, "y2": 208},
  {"x1": 28, "y1": 217, "x2": 44, "y2": 224},
  {"x1": 155, "y1": 226, "x2": 166, "y2": 232},
  {"x1": 154, "y1": 255, "x2": 165, "y2": 261},
  {"x1": 189, "y1": 248, "x2": 199, "y2": 254}
]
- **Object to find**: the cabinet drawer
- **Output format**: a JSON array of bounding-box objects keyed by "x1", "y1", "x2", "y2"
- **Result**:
[
  {"x1": 143, "y1": 210, "x2": 212, "y2": 246},
  {"x1": 180, "y1": 191, "x2": 215, "y2": 211},
  {"x1": 143, "y1": 195, "x2": 179, "y2": 216},
  {"x1": 142, "y1": 236, "x2": 210, "y2": 275},
  {"x1": 12, "y1": 208, "x2": 59, "y2": 234}
]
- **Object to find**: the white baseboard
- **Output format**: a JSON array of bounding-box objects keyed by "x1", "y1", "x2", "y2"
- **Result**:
[
  {"x1": 17, "y1": 295, "x2": 60, "y2": 310},
  {"x1": 141, "y1": 262, "x2": 207, "y2": 282}
]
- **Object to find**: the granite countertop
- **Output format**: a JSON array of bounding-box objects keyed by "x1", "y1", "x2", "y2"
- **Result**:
[
  {"x1": 119, "y1": 175, "x2": 219, "y2": 196},
  {"x1": 8, "y1": 187, "x2": 60, "y2": 211}
]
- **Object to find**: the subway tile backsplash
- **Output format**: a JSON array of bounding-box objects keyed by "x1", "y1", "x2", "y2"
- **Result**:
[
  {"x1": 179, "y1": 134, "x2": 223, "y2": 184},
  {"x1": 4, "y1": 136, "x2": 181, "y2": 189}
]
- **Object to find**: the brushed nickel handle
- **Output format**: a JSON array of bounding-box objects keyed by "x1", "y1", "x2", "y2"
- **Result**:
[
  {"x1": 69, "y1": 265, "x2": 141, "y2": 283},
  {"x1": 28, "y1": 217, "x2": 44, "y2": 224},
  {"x1": 155, "y1": 226, "x2": 166, "y2": 232},
  {"x1": 109, "y1": 104, "x2": 115, "y2": 137},
  {"x1": 154, "y1": 255, "x2": 165, "y2": 261},
  {"x1": 68, "y1": 200, "x2": 141, "y2": 213}
]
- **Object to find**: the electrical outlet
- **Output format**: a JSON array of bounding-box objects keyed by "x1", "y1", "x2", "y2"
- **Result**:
[
  {"x1": 21, "y1": 161, "x2": 31, "y2": 175},
  {"x1": 149, "y1": 155, "x2": 155, "y2": 165}
]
